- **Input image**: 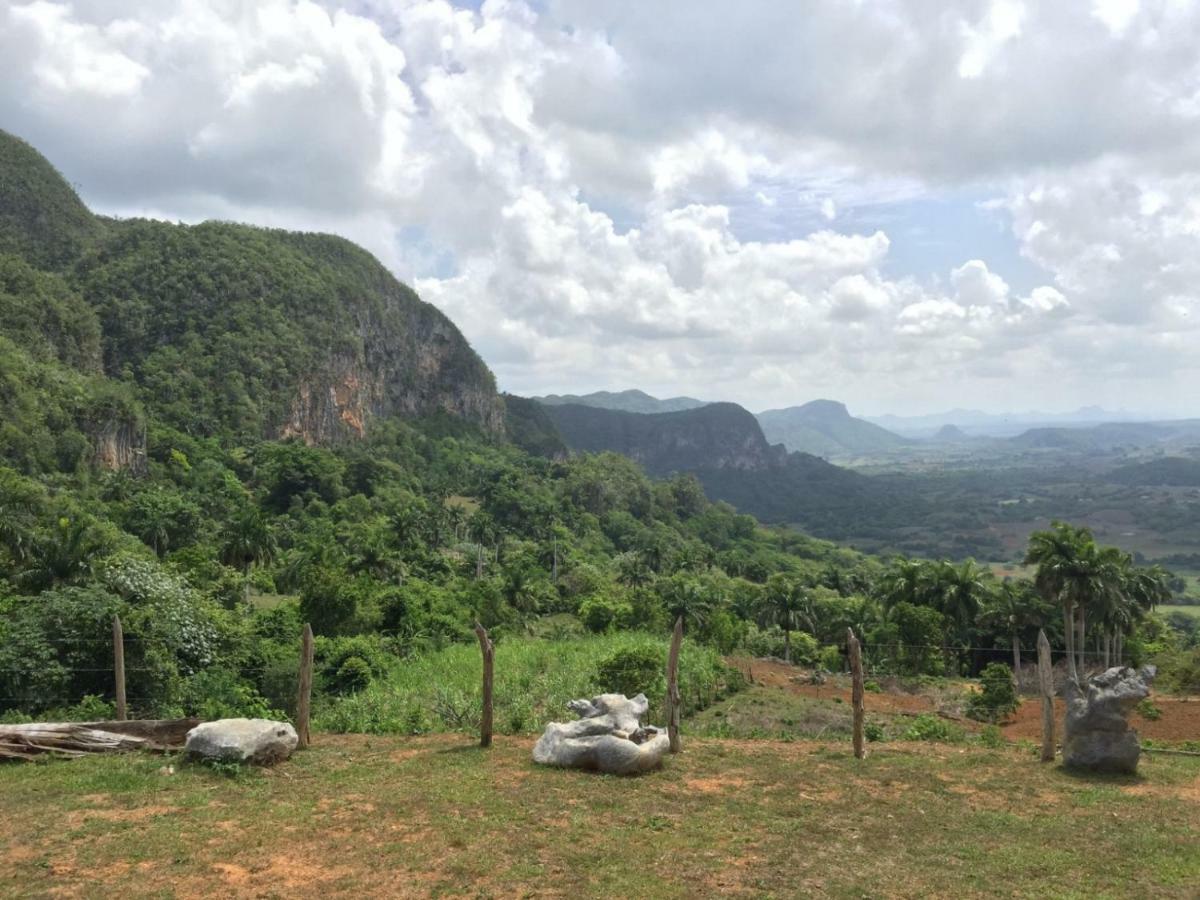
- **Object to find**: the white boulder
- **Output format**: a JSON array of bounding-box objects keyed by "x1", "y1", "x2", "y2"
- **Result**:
[
  {"x1": 533, "y1": 693, "x2": 670, "y2": 775},
  {"x1": 184, "y1": 718, "x2": 298, "y2": 766}
]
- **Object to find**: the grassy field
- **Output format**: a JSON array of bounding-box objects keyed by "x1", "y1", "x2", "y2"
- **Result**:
[
  {"x1": 314, "y1": 632, "x2": 738, "y2": 735},
  {"x1": 1161, "y1": 604, "x2": 1200, "y2": 621},
  {"x1": 1, "y1": 734, "x2": 1198, "y2": 899}
]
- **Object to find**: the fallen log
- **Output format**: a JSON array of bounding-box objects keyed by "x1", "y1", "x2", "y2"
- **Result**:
[{"x1": 0, "y1": 718, "x2": 200, "y2": 762}]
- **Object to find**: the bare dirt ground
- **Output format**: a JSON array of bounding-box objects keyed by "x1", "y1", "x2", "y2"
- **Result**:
[{"x1": 730, "y1": 657, "x2": 1200, "y2": 743}]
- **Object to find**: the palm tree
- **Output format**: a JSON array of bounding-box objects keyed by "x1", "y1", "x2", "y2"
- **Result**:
[
  {"x1": 877, "y1": 558, "x2": 930, "y2": 610},
  {"x1": 1106, "y1": 562, "x2": 1172, "y2": 666},
  {"x1": 220, "y1": 507, "x2": 278, "y2": 600},
  {"x1": 759, "y1": 574, "x2": 810, "y2": 664},
  {"x1": 925, "y1": 559, "x2": 991, "y2": 674},
  {"x1": 981, "y1": 580, "x2": 1048, "y2": 681},
  {"x1": 18, "y1": 517, "x2": 102, "y2": 591},
  {"x1": 1025, "y1": 522, "x2": 1118, "y2": 683},
  {"x1": 659, "y1": 574, "x2": 714, "y2": 634}
]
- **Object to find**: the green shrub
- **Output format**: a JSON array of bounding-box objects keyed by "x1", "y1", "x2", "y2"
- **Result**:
[
  {"x1": 864, "y1": 679, "x2": 882, "y2": 693},
  {"x1": 902, "y1": 714, "x2": 965, "y2": 743},
  {"x1": 968, "y1": 663, "x2": 1018, "y2": 723},
  {"x1": 864, "y1": 721, "x2": 885, "y2": 742},
  {"x1": 175, "y1": 668, "x2": 278, "y2": 721},
  {"x1": 595, "y1": 646, "x2": 665, "y2": 700},
  {"x1": 978, "y1": 724, "x2": 1006, "y2": 749},
  {"x1": 578, "y1": 596, "x2": 633, "y2": 633},
  {"x1": 1136, "y1": 698, "x2": 1162, "y2": 721},
  {"x1": 333, "y1": 656, "x2": 373, "y2": 694},
  {"x1": 817, "y1": 645, "x2": 842, "y2": 672}
]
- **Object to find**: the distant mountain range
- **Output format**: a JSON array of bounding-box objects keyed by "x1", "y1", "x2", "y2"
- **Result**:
[
  {"x1": 864, "y1": 407, "x2": 1151, "y2": 438},
  {"x1": 533, "y1": 389, "x2": 708, "y2": 415},
  {"x1": 535, "y1": 391, "x2": 909, "y2": 458}
]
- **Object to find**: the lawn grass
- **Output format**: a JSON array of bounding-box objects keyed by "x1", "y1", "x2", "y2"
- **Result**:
[{"x1": 1, "y1": 734, "x2": 1197, "y2": 899}]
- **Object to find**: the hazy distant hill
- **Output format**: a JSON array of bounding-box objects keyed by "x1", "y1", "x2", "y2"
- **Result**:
[
  {"x1": 1007, "y1": 421, "x2": 1200, "y2": 452},
  {"x1": 757, "y1": 400, "x2": 909, "y2": 458},
  {"x1": 867, "y1": 407, "x2": 1141, "y2": 438},
  {"x1": 932, "y1": 424, "x2": 971, "y2": 443},
  {"x1": 534, "y1": 389, "x2": 708, "y2": 415}
]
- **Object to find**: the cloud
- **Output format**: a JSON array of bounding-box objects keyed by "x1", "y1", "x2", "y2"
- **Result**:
[{"x1": 0, "y1": 0, "x2": 1197, "y2": 414}]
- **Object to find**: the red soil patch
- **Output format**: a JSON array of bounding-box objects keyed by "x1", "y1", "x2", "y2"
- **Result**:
[
  {"x1": 729, "y1": 658, "x2": 944, "y2": 715},
  {"x1": 1001, "y1": 696, "x2": 1200, "y2": 742}
]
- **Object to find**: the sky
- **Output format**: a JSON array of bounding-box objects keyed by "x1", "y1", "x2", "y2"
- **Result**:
[{"x1": 1, "y1": 0, "x2": 1198, "y2": 417}]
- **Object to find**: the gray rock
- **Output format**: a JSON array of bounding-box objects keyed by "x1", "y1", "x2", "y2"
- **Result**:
[
  {"x1": 533, "y1": 693, "x2": 669, "y2": 775},
  {"x1": 1063, "y1": 666, "x2": 1155, "y2": 774},
  {"x1": 184, "y1": 718, "x2": 298, "y2": 766}
]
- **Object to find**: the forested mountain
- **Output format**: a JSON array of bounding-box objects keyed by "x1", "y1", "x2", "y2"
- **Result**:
[
  {"x1": 0, "y1": 128, "x2": 503, "y2": 466},
  {"x1": 540, "y1": 400, "x2": 923, "y2": 537},
  {"x1": 757, "y1": 400, "x2": 909, "y2": 458},
  {"x1": 534, "y1": 389, "x2": 708, "y2": 414},
  {"x1": 543, "y1": 402, "x2": 785, "y2": 476},
  {"x1": 0, "y1": 130, "x2": 887, "y2": 723}
]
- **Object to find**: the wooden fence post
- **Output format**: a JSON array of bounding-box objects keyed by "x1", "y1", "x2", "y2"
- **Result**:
[
  {"x1": 296, "y1": 624, "x2": 314, "y2": 749},
  {"x1": 474, "y1": 622, "x2": 494, "y2": 748},
  {"x1": 666, "y1": 616, "x2": 684, "y2": 753},
  {"x1": 112, "y1": 615, "x2": 127, "y2": 722},
  {"x1": 847, "y1": 627, "x2": 865, "y2": 759},
  {"x1": 1037, "y1": 629, "x2": 1055, "y2": 763}
]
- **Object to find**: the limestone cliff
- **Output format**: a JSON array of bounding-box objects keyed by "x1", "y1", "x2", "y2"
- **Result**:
[
  {"x1": 543, "y1": 402, "x2": 785, "y2": 476},
  {"x1": 1, "y1": 128, "x2": 506, "y2": 455}
]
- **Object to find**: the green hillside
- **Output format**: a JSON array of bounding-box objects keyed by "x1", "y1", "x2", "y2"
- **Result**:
[
  {"x1": 0, "y1": 129, "x2": 502, "y2": 452},
  {"x1": 0, "y1": 130, "x2": 105, "y2": 270}
]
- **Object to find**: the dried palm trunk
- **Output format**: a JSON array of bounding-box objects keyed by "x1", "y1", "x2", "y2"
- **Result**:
[{"x1": 0, "y1": 719, "x2": 199, "y2": 762}]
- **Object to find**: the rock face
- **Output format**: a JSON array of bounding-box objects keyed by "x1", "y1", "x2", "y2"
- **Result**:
[
  {"x1": 184, "y1": 718, "x2": 298, "y2": 766},
  {"x1": 89, "y1": 416, "x2": 146, "y2": 474},
  {"x1": 1063, "y1": 666, "x2": 1155, "y2": 774},
  {"x1": 533, "y1": 693, "x2": 670, "y2": 775}
]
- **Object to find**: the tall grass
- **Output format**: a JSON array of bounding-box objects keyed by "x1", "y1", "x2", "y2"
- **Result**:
[{"x1": 314, "y1": 632, "x2": 743, "y2": 735}]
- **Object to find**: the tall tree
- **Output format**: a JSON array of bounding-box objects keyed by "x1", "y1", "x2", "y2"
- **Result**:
[
  {"x1": 759, "y1": 574, "x2": 810, "y2": 664},
  {"x1": 1025, "y1": 522, "x2": 1116, "y2": 683}
]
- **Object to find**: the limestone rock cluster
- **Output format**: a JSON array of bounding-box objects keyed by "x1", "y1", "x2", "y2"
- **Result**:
[
  {"x1": 1063, "y1": 665, "x2": 1156, "y2": 774},
  {"x1": 533, "y1": 693, "x2": 670, "y2": 775}
]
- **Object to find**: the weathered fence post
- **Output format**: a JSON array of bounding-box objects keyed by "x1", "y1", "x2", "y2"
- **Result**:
[
  {"x1": 474, "y1": 622, "x2": 494, "y2": 748},
  {"x1": 1037, "y1": 628, "x2": 1055, "y2": 762},
  {"x1": 847, "y1": 627, "x2": 865, "y2": 759},
  {"x1": 112, "y1": 615, "x2": 127, "y2": 721},
  {"x1": 296, "y1": 623, "x2": 314, "y2": 749},
  {"x1": 666, "y1": 616, "x2": 684, "y2": 753}
]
